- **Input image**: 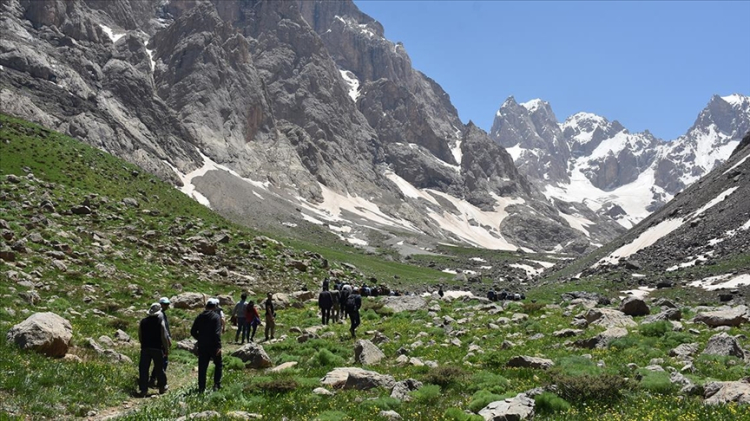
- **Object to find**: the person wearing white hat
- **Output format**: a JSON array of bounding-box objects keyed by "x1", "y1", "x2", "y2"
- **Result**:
[
  {"x1": 149, "y1": 297, "x2": 172, "y2": 388},
  {"x1": 137, "y1": 303, "x2": 170, "y2": 397},
  {"x1": 191, "y1": 299, "x2": 223, "y2": 392}
]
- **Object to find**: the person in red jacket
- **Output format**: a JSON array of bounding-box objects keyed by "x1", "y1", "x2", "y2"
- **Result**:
[{"x1": 245, "y1": 300, "x2": 262, "y2": 342}]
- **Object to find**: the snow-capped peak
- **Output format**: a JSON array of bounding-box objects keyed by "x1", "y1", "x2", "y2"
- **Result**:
[
  {"x1": 720, "y1": 93, "x2": 749, "y2": 108},
  {"x1": 562, "y1": 112, "x2": 607, "y2": 128},
  {"x1": 520, "y1": 98, "x2": 545, "y2": 113}
]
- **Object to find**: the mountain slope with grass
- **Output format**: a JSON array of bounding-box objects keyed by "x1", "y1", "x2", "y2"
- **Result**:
[{"x1": 3, "y1": 115, "x2": 750, "y2": 420}]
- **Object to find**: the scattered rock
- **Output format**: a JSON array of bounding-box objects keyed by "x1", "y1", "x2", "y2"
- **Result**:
[
  {"x1": 354, "y1": 339, "x2": 386, "y2": 365},
  {"x1": 693, "y1": 305, "x2": 749, "y2": 327},
  {"x1": 176, "y1": 411, "x2": 221, "y2": 421},
  {"x1": 669, "y1": 343, "x2": 699, "y2": 359},
  {"x1": 268, "y1": 361, "x2": 297, "y2": 373},
  {"x1": 702, "y1": 332, "x2": 745, "y2": 358},
  {"x1": 585, "y1": 308, "x2": 637, "y2": 329},
  {"x1": 479, "y1": 393, "x2": 535, "y2": 420},
  {"x1": 225, "y1": 411, "x2": 262, "y2": 420},
  {"x1": 506, "y1": 356, "x2": 554, "y2": 369},
  {"x1": 231, "y1": 343, "x2": 273, "y2": 369},
  {"x1": 704, "y1": 378, "x2": 750, "y2": 405},
  {"x1": 574, "y1": 327, "x2": 628, "y2": 349},
  {"x1": 171, "y1": 292, "x2": 207, "y2": 309},
  {"x1": 620, "y1": 296, "x2": 650, "y2": 316},
  {"x1": 378, "y1": 410, "x2": 401, "y2": 420},
  {"x1": 321, "y1": 367, "x2": 395, "y2": 390},
  {"x1": 390, "y1": 378, "x2": 423, "y2": 402},
  {"x1": 381, "y1": 295, "x2": 427, "y2": 313},
  {"x1": 313, "y1": 387, "x2": 334, "y2": 396},
  {"x1": 6, "y1": 312, "x2": 72, "y2": 357}
]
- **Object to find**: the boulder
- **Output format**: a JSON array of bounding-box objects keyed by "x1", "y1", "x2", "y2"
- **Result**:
[
  {"x1": 231, "y1": 343, "x2": 273, "y2": 369},
  {"x1": 6, "y1": 312, "x2": 72, "y2": 357},
  {"x1": 574, "y1": 327, "x2": 628, "y2": 349},
  {"x1": 704, "y1": 379, "x2": 750, "y2": 405},
  {"x1": 693, "y1": 305, "x2": 749, "y2": 327},
  {"x1": 176, "y1": 338, "x2": 198, "y2": 355},
  {"x1": 553, "y1": 328, "x2": 583, "y2": 338},
  {"x1": 669, "y1": 343, "x2": 699, "y2": 359},
  {"x1": 561, "y1": 291, "x2": 610, "y2": 305},
  {"x1": 479, "y1": 393, "x2": 535, "y2": 420},
  {"x1": 379, "y1": 410, "x2": 402, "y2": 420},
  {"x1": 702, "y1": 333, "x2": 745, "y2": 359},
  {"x1": 268, "y1": 361, "x2": 298, "y2": 373},
  {"x1": 390, "y1": 378, "x2": 423, "y2": 402},
  {"x1": 506, "y1": 356, "x2": 554, "y2": 370},
  {"x1": 321, "y1": 367, "x2": 395, "y2": 390},
  {"x1": 619, "y1": 296, "x2": 650, "y2": 316},
  {"x1": 381, "y1": 295, "x2": 427, "y2": 313},
  {"x1": 643, "y1": 308, "x2": 681, "y2": 323},
  {"x1": 354, "y1": 339, "x2": 385, "y2": 365},
  {"x1": 171, "y1": 292, "x2": 207, "y2": 309},
  {"x1": 585, "y1": 308, "x2": 637, "y2": 329}
]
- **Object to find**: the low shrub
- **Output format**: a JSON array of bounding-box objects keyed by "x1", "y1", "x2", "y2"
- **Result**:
[
  {"x1": 467, "y1": 371, "x2": 510, "y2": 394},
  {"x1": 467, "y1": 390, "x2": 505, "y2": 413},
  {"x1": 361, "y1": 396, "x2": 401, "y2": 411},
  {"x1": 551, "y1": 373, "x2": 630, "y2": 404},
  {"x1": 444, "y1": 407, "x2": 484, "y2": 421},
  {"x1": 482, "y1": 351, "x2": 505, "y2": 370},
  {"x1": 639, "y1": 321, "x2": 671, "y2": 337},
  {"x1": 638, "y1": 371, "x2": 676, "y2": 395},
  {"x1": 424, "y1": 366, "x2": 467, "y2": 388},
  {"x1": 309, "y1": 348, "x2": 345, "y2": 367},
  {"x1": 316, "y1": 411, "x2": 347, "y2": 421},
  {"x1": 411, "y1": 384, "x2": 441, "y2": 405},
  {"x1": 256, "y1": 377, "x2": 298, "y2": 394},
  {"x1": 554, "y1": 355, "x2": 600, "y2": 377},
  {"x1": 521, "y1": 302, "x2": 546, "y2": 315},
  {"x1": 223, "y1": 356, "x2": 244, "y2": 371},
  {"x1": 534, "y1": 391, "x2": 571, "y2": 414}
]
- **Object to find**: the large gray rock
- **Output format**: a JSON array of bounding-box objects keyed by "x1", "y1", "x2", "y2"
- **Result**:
[
  {"x1": 390, "y1": 378, "x2": 423, "y2": 402},
  {"x1": 693, "y1": 305, "x2": 749, "y2": 327},
  {"x1": 574, "y1": 327, "x2": 628, "y2": 349},
  {"x1": 669, "y1": 343, "x2": 699, "y2": 359},
  {"x1": 231, "y1": 343, "x2": 273, "y2": 369},
  {"x1": 702, "y1": 333, "x2": 745, "y2": 359},
  {"x1": 171, "y1": 292, "x2": 207, "y2": 309},
  {"x1": 704, "y1": 379, "x2": 750, "y2": 405},
  {"x1": 619, "y1": 296, "x2": 650, "y2": 316},
  {"x1": 354, "y1": 339, "x2": 385, "y2": 365},
  {"x1": 585, "y1": 308, "x2": 637, "y2": 329},
  {"x1": 643, "y1": 308, "x2": 681, "y2": 323},
  {"x1": 380, "y1": 295, "x2": 427, "y2": 313},
  {"x1": 506, "y1": 356, "x2": 554, "y2": 370},
  {"x1": 6, "y1": 312, "x2": 72, "y2": 357},
  {"x1": 479, "y1": 393, "x2": 535, "y2": 421},
  {"x1": 320, "y1": 367, "x2": 395, "y2": 390}
]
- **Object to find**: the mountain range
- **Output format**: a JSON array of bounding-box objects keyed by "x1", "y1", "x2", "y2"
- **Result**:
[{"x1": 0, "y1": 0, "x2": 747, "y2": 257}]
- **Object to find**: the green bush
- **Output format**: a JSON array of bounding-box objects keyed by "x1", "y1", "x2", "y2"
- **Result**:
[
  {"x1": 551, "y1": 373, "x2": 630, "y2": 404},
  {"x1": 521, "y1": 302, "x2": 546, "y2": 315},
  {"x1": 482, "y1": 351, "x2": 505, "y2": 370},
  {"x1": 316, "y1": 411, "x2": 348, "y2": 421},
  {"x1": 554, "y1": 355, "x2": 600, "y2": 377},
  {"x1": 467, "y1": 371, "x2": 510, "y2": 394},
  {"x1": 534, "y1": 391, "x2": 571, "y2": 414},
  {"x1": 638, "y1": 371, "x2": 676, "y2": 395},
  {"x1": 256, "y1": 377, "x2": 298, "y2": 394},
  {"x1": 467, "y1": 390, "x2": 505, "y2": 413},
  {"x1": 223, "y1": 356, "x2": 244, "y2": 371},
  {"x1": 639, "y1": 321, "x2": 671, "y2": 337},
  {"x1": 411, "y1": 384, "x2": 441, "y2": 405},
  {"x1": 444, "y1": 407, "x2": 484, "y2": 421},
  {"x1": 309, "y1": 348, "x2": 345, "y2": 367},
  {"x1": 361, "y1": 396, "x2": 401, "y2": 411},
  {"x1": 424, "y1": 366, "x2": 467, "y2": 388}
]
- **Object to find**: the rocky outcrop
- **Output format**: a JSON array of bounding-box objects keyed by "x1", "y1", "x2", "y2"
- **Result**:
[
  {"x1": 702, "y1": 333, "x2": 745, "y2": 359},
  {"x1": 354, "y1": 339, "x2": 385, "y2": 365},
  {"x1": 584, "y1": 308, "x2": 637, "y2": 329},
  {"x1": 693, "y1": 306, "x2": 749, "y2": 328},
  {"x1": 619, "y1": 296, "x2": 650, "y2": 316},
  {"x1": 6, "y1": 312, "x2": 72, "y2": 357},
  {"x1": 321, "y1": 367, "x2": 395, "y2": 390},
  {"x1": 704, "y1": 379, "x2": 750, "y2": 405},
  {"x1": 380, "y1": 295, "x2": 427, "y2": 313},
  {"x1": 231, "y1": 343, "x2": 273, "y2": 369},
  {"x1": 479, "y1": 393, "x2": 535, "y2": 420},
  {"x1": 506, "y1": 355, "x2": 554, "y2": 370}
]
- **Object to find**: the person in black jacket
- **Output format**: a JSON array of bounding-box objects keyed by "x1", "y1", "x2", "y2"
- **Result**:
[
  {"x1": 318, "y1": 286, "x2": 333, "y2": 325},
  {"x1": 138, "y1": 303, "x2": 170, "y2": 396},
  {"x1": 191, "y1": 298, "x2": 223, "y2": 392},
  {"x1": 148, "y1": 297, "x2": 172, "y2": 388},
  {"x1": 345, "y1": 288, "x2": 362, "y2": 338}
]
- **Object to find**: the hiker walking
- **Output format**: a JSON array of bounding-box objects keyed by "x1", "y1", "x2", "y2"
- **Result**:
[
  {"x1": 232, "y1": 293, "x2": 249, "y2": 344},
  {"x1": 148, "y1": 297, "x2": 172, "y2": 388},
  {"x1": 346, "y1": 287, "x2": 362, "y2": 338},
  {"x1": 264, "y1": 292, "x2": 276, "y2": 341},
  {"x1": 318, "y1": 285, "x2": 333, "y2": 325},
  {"x1": 339, "y1": 283, "x2": 351, "y2": 320},
  {"x1": 438, "y1": 286, "x2": 444, "y2": 298},
  {"x1": 191, "y1": 298, "x2": 223, "y2": 392},
  {"x1": 138, "y1": 303, "x2": 170, "y2": 396},
  {"x1": 330, "y1": 287, "x2": 341, "y2": 323},
  {"x1": 246, "y1": 300, "x2": 261, "y2": 342}
]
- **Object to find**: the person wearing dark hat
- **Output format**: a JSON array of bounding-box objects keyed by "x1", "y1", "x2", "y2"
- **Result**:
[
  {"x1": 148, "y1": 297, "x2": 172, "y2": 388},
  {"x1": 138, "y1": 303, "x2": 170, "y2": 396},
  {"x1": 318, "y1": 285, "x2": 333, "y2": 325},
  {"x1": 191, "y1": 298, "x2": 223, "y2": 392},
  {"x1": 264, "y1": 292, "x2": 276, "y2": 341}
]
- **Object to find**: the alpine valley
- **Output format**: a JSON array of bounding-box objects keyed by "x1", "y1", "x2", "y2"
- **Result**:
[{"x1": 0, "y1": 0, "x2": 747, "y2": 257}]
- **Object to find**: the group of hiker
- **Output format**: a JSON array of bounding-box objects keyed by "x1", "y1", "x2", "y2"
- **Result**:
[
  {"x1": 137, "y1": 292, "x2": 276, "y2": 396},
  {"x1": 317, "y1": 278, "x2": 362, "y2": 337}
]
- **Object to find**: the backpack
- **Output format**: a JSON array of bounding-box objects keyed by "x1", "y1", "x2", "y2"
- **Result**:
[{"x1": 345, "y1": 294, "x2": 357, "y2": 311}]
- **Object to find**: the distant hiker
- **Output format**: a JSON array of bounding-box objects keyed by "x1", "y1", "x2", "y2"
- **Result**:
[
  {"x1": 322, "y1": 278, "x2": 330, "y2": 291},
  {"x1": 246, "y1": 300, "x2": 261, "y2": 342},
  {"x1": 264, "y1": 292, "x2": 276, "y2": 341},
  {"x1": 346, "y1": 287, "x2": 362, "y2": 338},
  {"x1": 498, "y1": 289, "x2": 508, "y2": 301},
  {"x1": 438, "y1": 286, "x2": 444, "y2": 298},
  {"x1": 232, "y1": 293, "x2": 249, "y2": 344},
  {"x1": 339, "y1": 284, "x2": 351, "y2": 320},
  {"x1": 331, "y1": 288, "x2": 341, "y2": 322},
  {"x1": 138, "y1": 303, "x2": 170, "y2": 396},
  {"x1": 362, "y1": 284, "x2": 371, "y2": 297},
  {"x1": 487, "y1": 289, "x2": 497, "y2": 302},
  {"x1": 148, "y1": 297, "x2": 172, "y2": 388},
  {"x1": 334, "y1": 279, "x2": 343, "y2": 291},
  {"x1": 191, "y1": 298, "x2": 223, "y2": 392},
  {"x1": 318, "y1": 285, "x2": 333, "y2": 325}
]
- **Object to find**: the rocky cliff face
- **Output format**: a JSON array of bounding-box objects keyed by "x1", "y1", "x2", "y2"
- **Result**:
[
  {"x1": 0, "y1": 0, "x2": 621, "y2": 254},
  {"x1": 491, "y1": 94, "x2": 750, "y2": 229}
]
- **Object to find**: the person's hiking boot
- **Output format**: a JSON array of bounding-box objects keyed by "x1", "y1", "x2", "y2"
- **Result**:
[
  {"x1": 212, "y1": 384, "x2": 221, "y2": 392},
  {"x1": 158, "y1": 384, "x2": 169, "y2": 394},
  {"x1": 135, "y1": 390, "x2": 147, "y2": 398},
  {"x1": 147, "y1": 378, "x2": 157, "y2": 388}
]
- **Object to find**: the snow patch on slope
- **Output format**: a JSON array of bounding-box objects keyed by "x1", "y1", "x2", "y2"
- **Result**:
[
  {"x1": 339, "y1": 69, "x2": 360, "y2": 102},
  {"x1": 99, "y1": 24, "x2": 125, "y2": 43}
]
